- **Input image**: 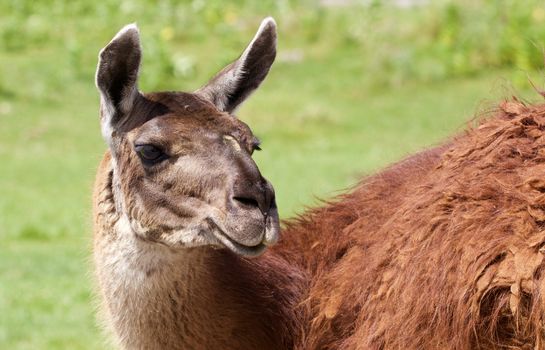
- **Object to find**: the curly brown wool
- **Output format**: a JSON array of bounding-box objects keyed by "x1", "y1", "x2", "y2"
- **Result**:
[{"x1": 275, "y1": 98, "x2": 545, "y2": 349}]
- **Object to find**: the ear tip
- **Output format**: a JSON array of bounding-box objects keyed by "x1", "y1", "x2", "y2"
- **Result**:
[
  {"x1": 261, "y1": 17, "x2": 277, "y2": 32},
  {"x1": 102, "y1": 23, "x2": 140, "y2": 54},
  {"x1": 113, "y1": 23, "x2": 140, "y2": 41},
  {"x1": 256, "y1": 17, "x2": 277, "y2": 48},
  {"x1": 262, "y1": 17, "x2": 276, "y2": 26},
  {"x1": 99, "y1": 23, "x2": 141, "y2": 61}
]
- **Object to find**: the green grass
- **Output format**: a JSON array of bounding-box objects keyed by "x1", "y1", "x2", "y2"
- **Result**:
[
  {"x1": 0, "y1": 241, "x2": 103, "y2": 349},
  {"x1": 2, "y1": 1, "x2": 545, "y2": 348}
]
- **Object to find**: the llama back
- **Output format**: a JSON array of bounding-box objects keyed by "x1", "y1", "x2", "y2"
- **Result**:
[
  {"x1": 277, "y1": 142, "x2": 447, "y2": 348},
  {"x1": 279, "y1": 100, "x2": 545, "y2": 349}
]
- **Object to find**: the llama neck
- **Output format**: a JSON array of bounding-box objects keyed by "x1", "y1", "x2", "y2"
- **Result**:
[
  {"x1": 93, "y1": 221, "x2": 217, "y2": 349},
  {"x1": 93, "y1": 160, "x2": 303, "y2": 349},
  {"x1": 94, "y1": 217, "x2": 301, "y2": 350}
]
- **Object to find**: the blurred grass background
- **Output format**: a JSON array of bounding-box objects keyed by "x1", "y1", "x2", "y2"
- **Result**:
[{"x1": 2, "y1": 0, "x2": 545, "y2": 348}]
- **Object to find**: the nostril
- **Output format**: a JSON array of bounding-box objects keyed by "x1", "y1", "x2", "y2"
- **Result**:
[{"x1": 233, "y1": 196, "x2": 260, "y2": 209}]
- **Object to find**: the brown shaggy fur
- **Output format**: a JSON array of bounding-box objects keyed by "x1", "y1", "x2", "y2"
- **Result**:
[{"x1": 269, "y1": 98, "x2": 545, "y2": 349}]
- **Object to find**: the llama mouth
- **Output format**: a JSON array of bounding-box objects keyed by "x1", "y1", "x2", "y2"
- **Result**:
[{"x1": 207, "y1": 219, "x2": 267, "y2": 257}]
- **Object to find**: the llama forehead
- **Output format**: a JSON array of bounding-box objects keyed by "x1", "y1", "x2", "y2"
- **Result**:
[
  {"x1": 145, "y1": 91, "x2": 216, "y2": 115},
  {"x1": 131, "y1": 113, "x2": 253, "y2": 148},
  {"x1": 130, "y1": 94, "x2": 257, "y2": 151}
]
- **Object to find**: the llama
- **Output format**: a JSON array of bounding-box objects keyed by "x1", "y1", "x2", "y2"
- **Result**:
[
  {"x1": 93, "y1": 18, "x2": 305, "y2": 350},
  {"x1": 93, "y1": 18, "x2": 545, "y2": 349}
]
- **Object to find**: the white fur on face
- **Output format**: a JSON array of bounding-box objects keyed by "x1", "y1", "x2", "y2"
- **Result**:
[{"x1": 223, "y1": 135, "x2": 242, "y2": 152}]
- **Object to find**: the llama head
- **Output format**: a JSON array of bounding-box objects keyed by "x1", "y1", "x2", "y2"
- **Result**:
[{"x1": 95, "y1": 18, "x2": 279, "y2": 257}]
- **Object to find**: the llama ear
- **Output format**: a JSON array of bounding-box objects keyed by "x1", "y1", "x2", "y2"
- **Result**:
[
  {"x1": 95, "y1": 23, "x2": 142, "y2": 143},
  {"x1": 196, "y1": 17, "x2": 277, "y2": 113}
]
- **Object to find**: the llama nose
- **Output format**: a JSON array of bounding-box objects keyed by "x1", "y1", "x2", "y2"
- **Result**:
[{"x1": 232, "y1": 179, "x2": 275, "y2": 215}]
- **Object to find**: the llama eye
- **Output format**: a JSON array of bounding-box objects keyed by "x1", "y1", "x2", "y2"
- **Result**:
[{"x1": 135, "y1": 144, "x2": 167, "y2": 165}]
